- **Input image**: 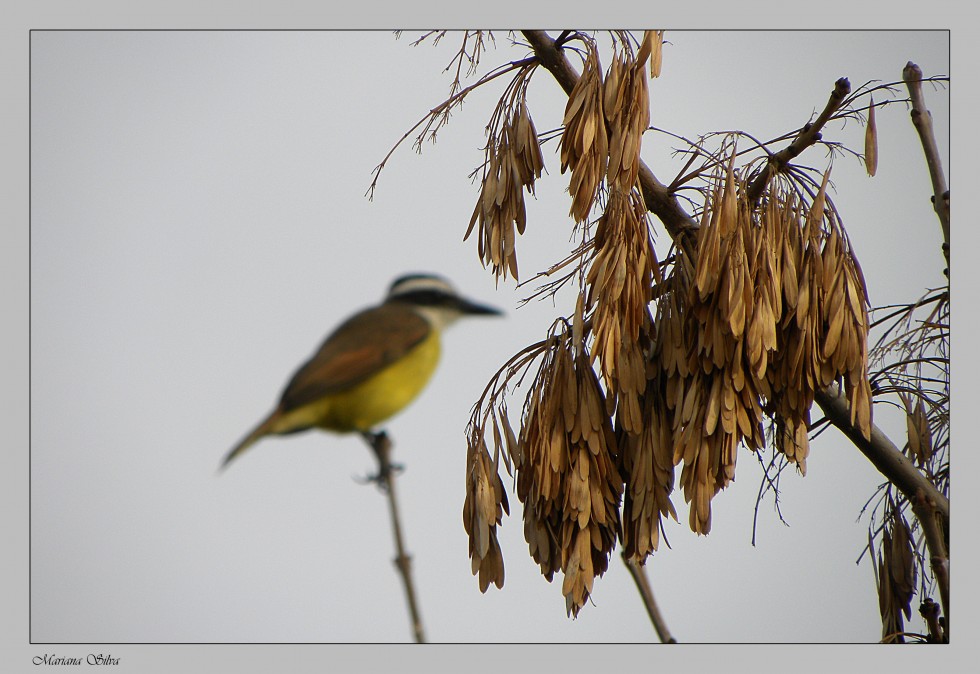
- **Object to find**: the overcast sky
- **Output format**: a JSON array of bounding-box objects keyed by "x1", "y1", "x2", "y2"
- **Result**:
[{"x1": 13, "y1": 16, "x2": 965, "y2": 671}]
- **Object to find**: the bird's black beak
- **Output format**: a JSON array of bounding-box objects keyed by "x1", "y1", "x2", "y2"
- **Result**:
[{"x1": 456, "y1": 298, "x2": 504, "y2": 316}]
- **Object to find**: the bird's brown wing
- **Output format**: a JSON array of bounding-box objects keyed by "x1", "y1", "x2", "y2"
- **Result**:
[{"x1": 278, "y1": 303, "x2": 429, "y2": 412}]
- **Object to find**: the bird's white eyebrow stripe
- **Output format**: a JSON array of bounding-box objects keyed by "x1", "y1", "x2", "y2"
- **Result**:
[{"x1": 387, "y1": 276, "x2": 456, "y2": 298}]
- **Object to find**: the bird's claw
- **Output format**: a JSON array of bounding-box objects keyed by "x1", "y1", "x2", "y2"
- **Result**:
[{"x1": 353, "y1": 462, "x2": 405, "y2": 490}]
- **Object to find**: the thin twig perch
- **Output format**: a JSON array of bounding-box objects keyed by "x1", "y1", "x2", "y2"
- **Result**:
[{"x1": 362, "y1": 431, "x2": 426, "y2": 643}]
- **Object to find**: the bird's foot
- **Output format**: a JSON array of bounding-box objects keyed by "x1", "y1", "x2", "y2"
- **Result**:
[
  {"x1": 353, "y1": 461, "x2": 405, "y2": 490},
  {"x1": 355, "y1": 430, "x2": 403, "y2": 490}
]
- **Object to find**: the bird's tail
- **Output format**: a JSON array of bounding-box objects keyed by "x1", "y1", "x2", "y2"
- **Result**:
[{"x1": 219, "y1": 411, "x2": 280, "y2": 471}]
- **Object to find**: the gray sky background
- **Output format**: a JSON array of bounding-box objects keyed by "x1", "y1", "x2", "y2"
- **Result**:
[{"x1": 6, "y1": 5, "x2": 974, "y2": 671}]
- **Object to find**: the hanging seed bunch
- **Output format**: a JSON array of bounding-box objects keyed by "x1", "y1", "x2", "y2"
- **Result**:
[
  {"x1": 645, "y1": 30, "x2": 665, "y2": 79},
  {"x1": 651, "y1": 154, "x2": 767, "y2": 533},
  {"x1": 647, "y1": 150, "x2": 873, "y2": 534},
  {"x1": 463, "y1": 335, "x2": 550, "y2": 597},
  {"x1": 560, "y1": 32, "x2": 653, "y2": 225},
  {"x1": 576, "y1": 34, "x2": 664, "y2": 556},
  {"x1": 874, "y1": 510, "x2": 916, "y2": 642},
  {"x1": 764, "y1": 170, "x2": 873, "y2": 472},
  {"x1": 578, "y1": 34, "x2": 657, "y2": 434},
  {"x1": 560, "y1": 41, "x2": 608, "y2": 223},
  {"x1": 586, "y1": 187, "x2": 661, "y2": 435},
  {"x1": 512, "y1": 329, "x2": 624, "y2": 617},
  {"x1": 618, "y1": 367, "x2": 678, "y2": 561},
  {"x1": 463, "y1": 433, "x2": 510, "y2": 593},
  {"x1": 866, "y1": 287, "x2": 947, "y2": 632},
  {"x1": 631, "y1": 252, "x2": 691, "y2": 541},
  {"x1": 602, "y1": 43, "x2": 650, "y2": 192},
  {"x1": 901, "y1": 391, "x2": 934, "y2": 468},
  {"x1": 466, "y1": 69, "x2": 544, "y2": 282}
]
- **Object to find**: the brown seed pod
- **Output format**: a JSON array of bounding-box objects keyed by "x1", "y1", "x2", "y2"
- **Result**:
[
  {"x1": 865, "y1": 94, "x2": 878, "y2": 177},
  {"x1": 463, "y1": 436, "x2": 510, "y2": 592},
  {"x1": 587, "y1": 188, "x2": 660, "y2": 434},
  {"x1": 514, "y1": 332, "x2": 623, "y2": 616},
  {"x1": 560, "y1": 44, "x2": 608, "y2": 223},
  {"x1": 603, "y1": 49, "x2": 650, "y2": 192},
  {"x1": 466, "y1": 97, "x2": 544, "y2": 281}
]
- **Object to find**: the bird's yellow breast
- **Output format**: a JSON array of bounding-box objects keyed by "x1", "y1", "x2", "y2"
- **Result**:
[{"x1": 280, "y1": 328, "x2": 442, "y2": 433}]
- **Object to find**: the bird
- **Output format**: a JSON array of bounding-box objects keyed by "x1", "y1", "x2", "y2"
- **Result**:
[{"x1": 221, "y1": 273, "x2": 502, "y2": 470}]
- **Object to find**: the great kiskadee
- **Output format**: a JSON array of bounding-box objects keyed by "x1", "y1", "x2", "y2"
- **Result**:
[{"x1": 221, "y1": 274, "x2": 501, "y2": 469}]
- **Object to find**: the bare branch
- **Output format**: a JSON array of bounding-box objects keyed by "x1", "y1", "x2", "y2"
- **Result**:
[
  {"x1": 813, "y1": 384, "x2": 948, "y2": 522},
  {"x1": 751, "y1": 449, "x2": 792, "y2": 546},
  {"x1": 911, "y1": 490, "x2": 949, "y2": 638},
  {"x1": 621, "y1": 553, "x2": 677, "y2": 643},
  {"x1": 361, "y1": 432, "x2": 426, "y2": 643},
  {"x1": 745, "y1": 78, "x2": 852, "y2": 203},
  {"x1": 919, "y1": 597, "x2": 945, "y2": 643},
  {"x1": 903, "y1": 62, "x2": 950, "y2": 271}
]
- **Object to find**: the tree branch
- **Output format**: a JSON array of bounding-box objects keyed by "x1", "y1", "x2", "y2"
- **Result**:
[
  {"x1": 622, "y1": 554, "x2": 677, "y2": 643},
  {"x1": 918, "y1": 597, "x2": 945, "y2": 643},
  {"x1": 813, "y1": 385, "x2": 948, "y2": 521},
  {"x1": 911, "y1": 489, "x2": 950, "y2": 638},
  {"x1": 362, "y1": 432, "x2": 426, "y2": 643},
  {"x1": 745, "y1": 77, "x2": 852, "y2": 203},
  {"x1": 902, "y1": 62, "x2": 950, "y2": 271}
]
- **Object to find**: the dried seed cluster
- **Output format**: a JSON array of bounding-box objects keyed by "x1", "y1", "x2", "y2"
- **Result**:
[
  {"x1": 560, "y1": 44, "x2": 608, "y2": 223},
  {"x1": 875, "y1": 512, "x2": 916, "y2": 641},
  {"x1": 587, "y1": 188, "x2": 660, "y2": 436},
  {"x1": 901, "y1": 391, "x2": 934, "y2": 467},
  {"x1": 560, "y1": 37, "x2": 652, "y2": 224},
  {"x1": 619, "y1": 376, "x2": 677, "y2": 561},
  {"x1": 643, "y1": 30, "x2": 664, "y2": 79},
  {"x1": 467, "y1": 94, "x2": 544, "y2": 281},
  {"x1": 462, "y1": 32, "x2": 875, "y2": 618},
  {"x1": 765, "y1": 171, "x2": 873, "y2": 468},
  {"x1": 566, "y1": 38, "x2": 659, "y2": 440},
  {"x1": 602, "y1": 50, "x2": 650, "y2": 193},
  {"x1": 561, "y1": 37, "x2": 665, "y2": 584},
  {"x1": 513, "y1": 336, "x2": 623, "y2": 616},
  {"x1": 463, "y1": 436, "x2": 510, "y2": 592},
  {"x1": 650, "y1": 161, "x2": 874, "y2": 534}
]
